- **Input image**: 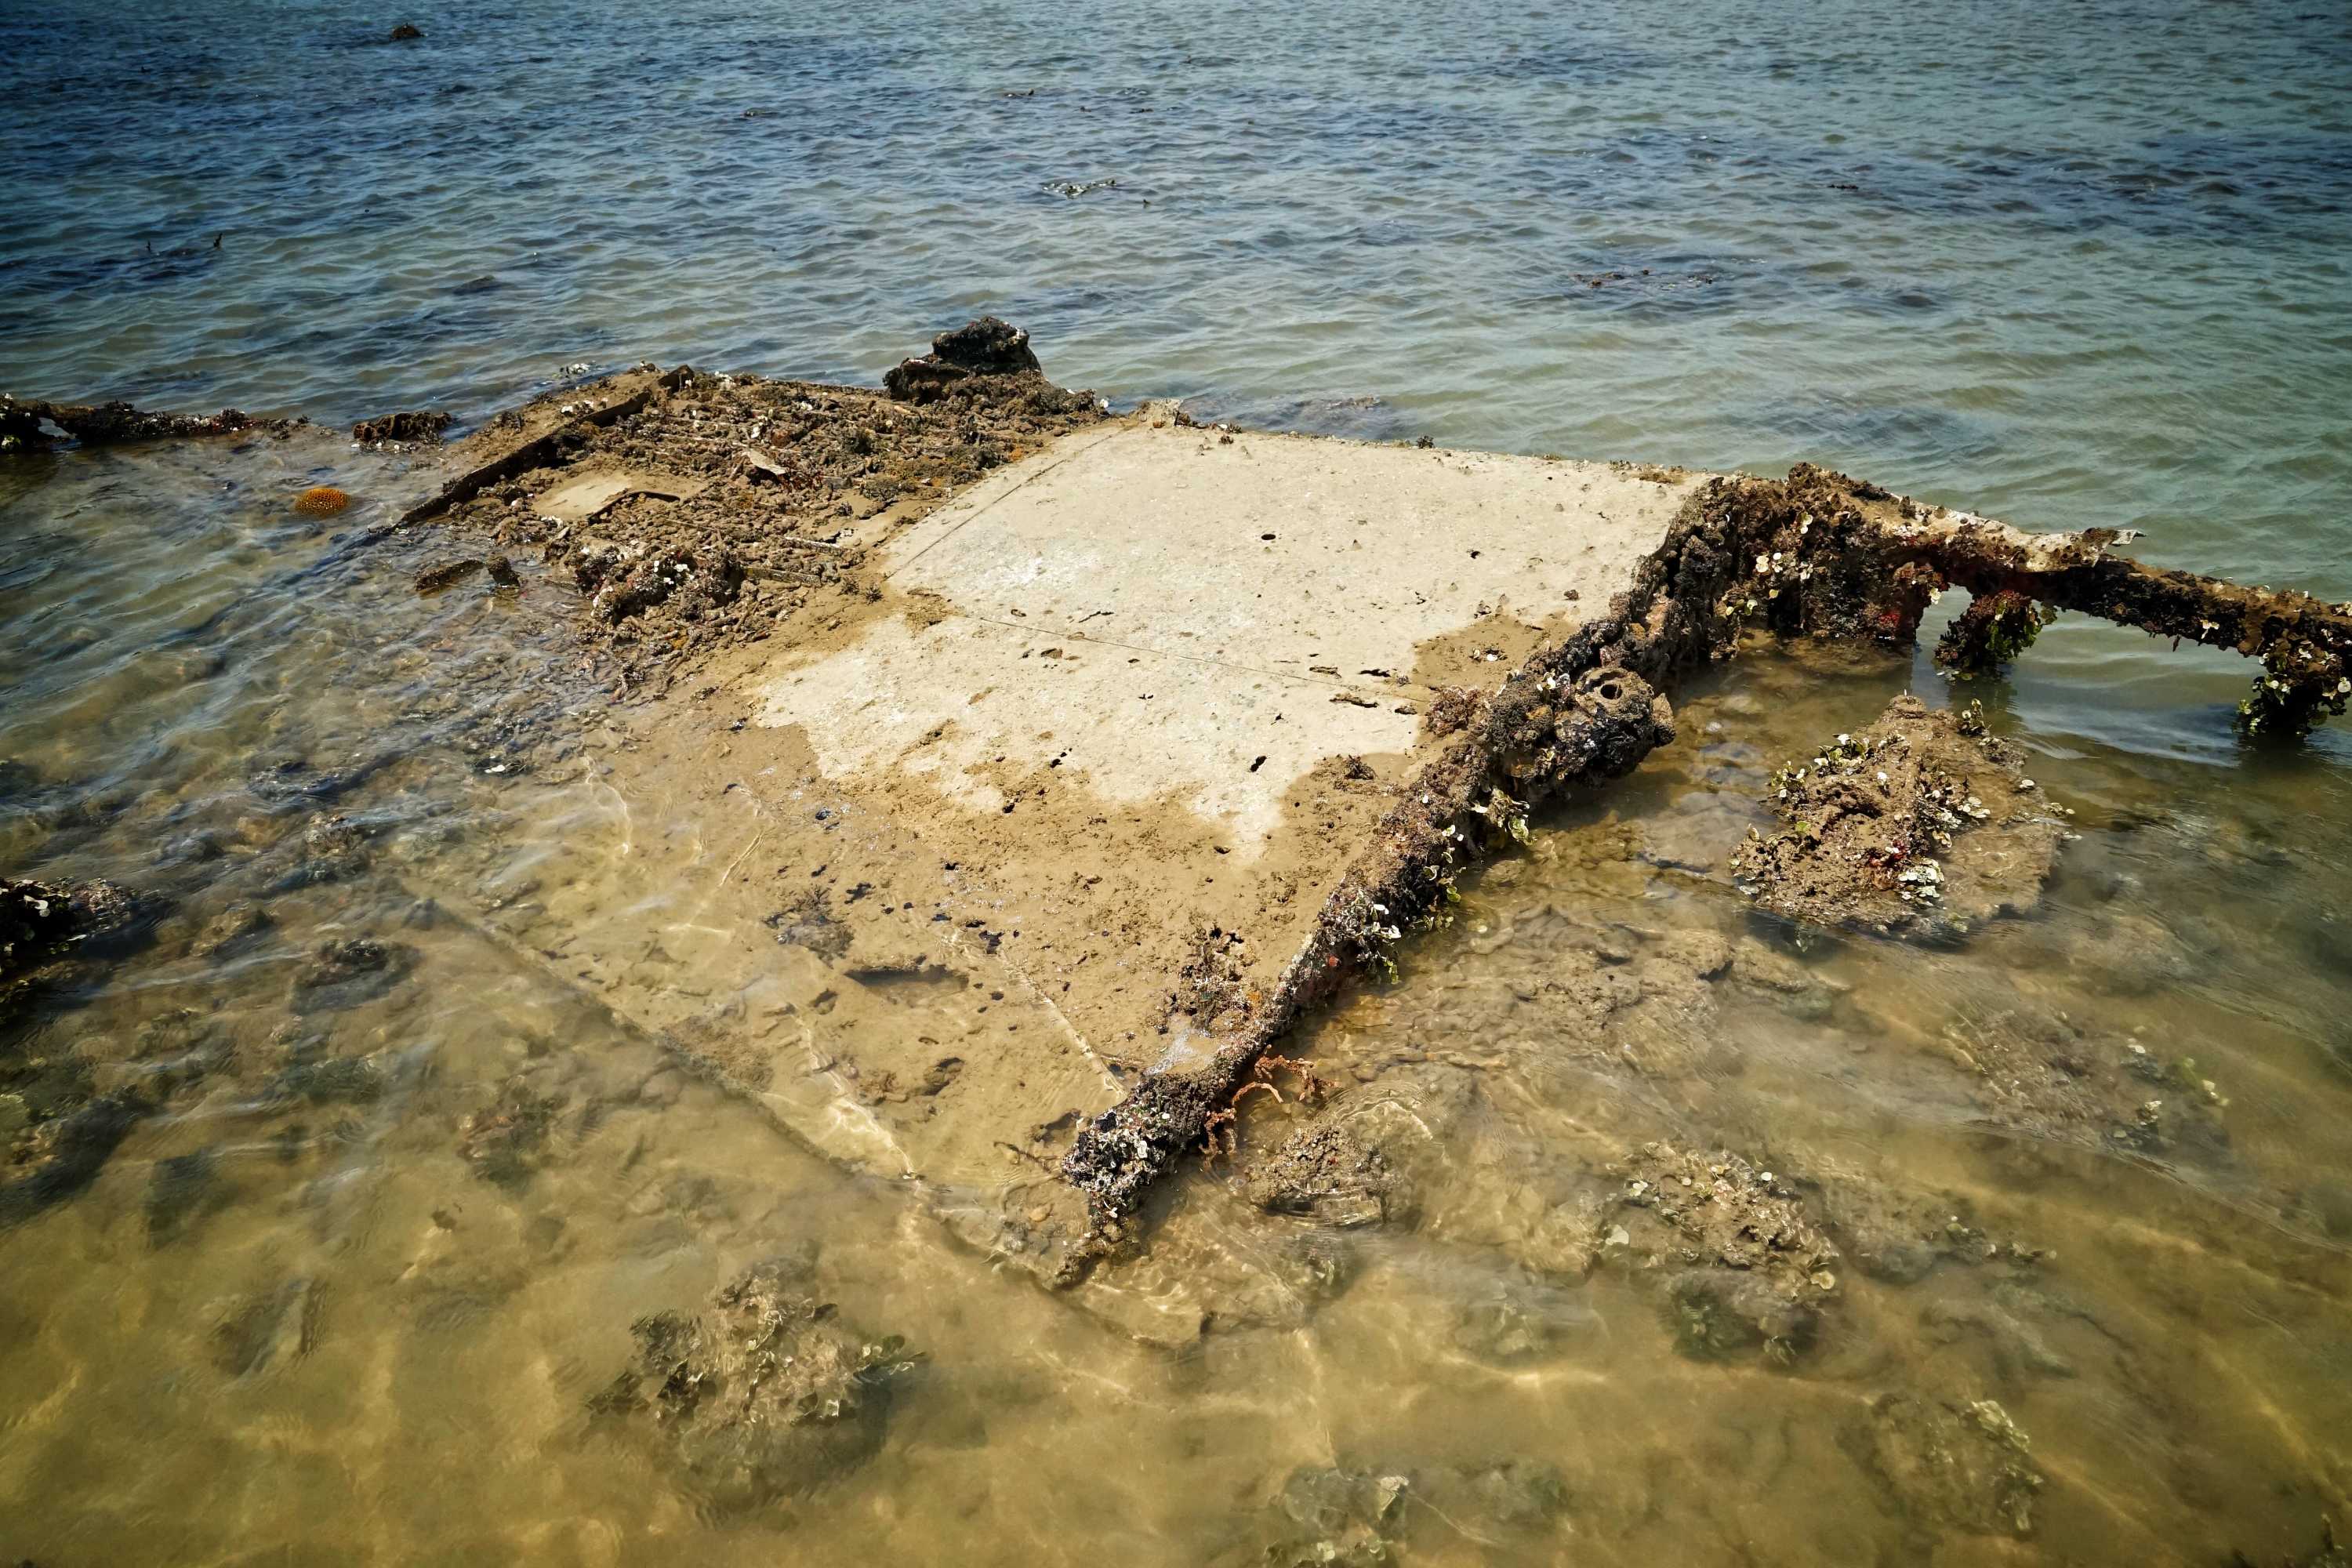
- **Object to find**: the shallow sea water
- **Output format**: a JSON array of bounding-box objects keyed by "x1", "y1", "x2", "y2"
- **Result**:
[
  {"x1": 4, "y1": 0, "x2": 2352, "y2": 1562},
  {"x1": 5, "y1": 444, "x2": 2351, "y2": 1566}
]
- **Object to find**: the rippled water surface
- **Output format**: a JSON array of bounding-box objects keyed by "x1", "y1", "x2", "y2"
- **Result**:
[{"x1": 5, "y1": 0, "x2": 2352, "y2": 1562}]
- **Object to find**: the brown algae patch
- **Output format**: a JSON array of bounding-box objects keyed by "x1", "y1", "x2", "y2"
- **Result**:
[{"x1": 1730, "y1": 695, "x2": 2063, "y2": 937}]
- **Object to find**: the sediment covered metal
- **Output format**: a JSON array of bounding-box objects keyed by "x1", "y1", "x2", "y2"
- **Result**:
[{"x1": 1059, "y1": 462, "x2": 2352, "y2": 1269}]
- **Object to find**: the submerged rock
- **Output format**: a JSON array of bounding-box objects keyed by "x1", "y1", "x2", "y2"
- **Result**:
[
  {"x1": 2, "y1": 877, "x2": 156, "y2": 1017},
  {"x1": 267, "y1": 1045, "x2": 388, "y2": 1106},
  {"x1": 145, "y1": 1146, "x2": 228, "y2": 1243},
  {"x1": 3, "y1": 877, "x2": 150, "y2": 966},
  {"x1": 2238, "y1": 1521, "x2": 2352, "y2": 1568},
  {"x1": 592, "y1": 1254, "x2": 920, "y2": 1513},
  {"x1": 288, "y1": 936, "x2": 416, "y2": 1014},
  {"x1": 414, "y1": 557, "x2": 485, "y2": 593},
  {"x1": 1265, "y1": 1459, "x2": 1569, "y2": 1563},
  {"x1": 248, "y1": 757, "x2": 353, "y2": 807},
  {"x1": 1846, "y1": 1392, "x2": 2043, "y2": 1538},
  {"x1": 1818, "y1": 1182, "x2": 2034, "y2": 1285},
  {"x1": 1729, "y1": 695, "x2": 2062, "y2": 938},
  {"x1": 1928, "y1": 1000, "x2": 2231, "y2": 1156},
  {"x1": 1270, "y1": 1466, "x2": 1411, "y2": 1565},
  {"x1": 1243, "y1": 1120, "x2": 1403, "y2": 1228},
  {"x1": 883, "y1": 315, "x2": 1040, "y2": 403},
  {"x1": 209, "y1": 1276, "x2": 320, "y2": 1376},
  {"x1": 882, "y1": 315, "x2": 1093, "y2": 412},
  {"x1": 763, "y1": 887, "x2": 851, "y2": 961},
  {"x1": 188, "y1": 901, "x2": 272, "y2": 961},
  {"x1": 455, "y1": 1076, "x2": 561, "y2": 1188},
  {"x1": 1606, "y1": 1142, "x2": 1841, "y2": 1364},
  {"x1": 0, "y1": 1091, "x2": 147, "y2": 1226},
  {"x1": 285, "y1": 811, "x2": 370, "y2": 887},
  {"x1": 1668, "y1": 1268, "x2": 1823, "y2": 1361},
  {"x1": 102, "y1": 1007, "x2": 238, "y2": 1094},
  {"x1": 0, "y1": 394, "x2": 263, "y2": 448},
  {"x1": 352, "y1": 408, "x2": 448, "y2": 444},
  {"x1": 1450, "y1": 1286, "x2": 1579, "y2": 1364},
  {"x1": 1918, "y1": 1298, "x2": 2077, "y2": 1381}
]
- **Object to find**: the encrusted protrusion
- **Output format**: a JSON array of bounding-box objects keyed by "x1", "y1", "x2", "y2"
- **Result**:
[{"x1": 1934, "y1": 590, "x2": 2054, "y2": 680}]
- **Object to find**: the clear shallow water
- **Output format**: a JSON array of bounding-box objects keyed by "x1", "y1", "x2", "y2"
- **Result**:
[
  {"x1": 4, "y1": 448, "x2": 2350, "y2": 1562},
  {"x1": 5, "y1": 1, "x2": 2352, "y2": 1561}
]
